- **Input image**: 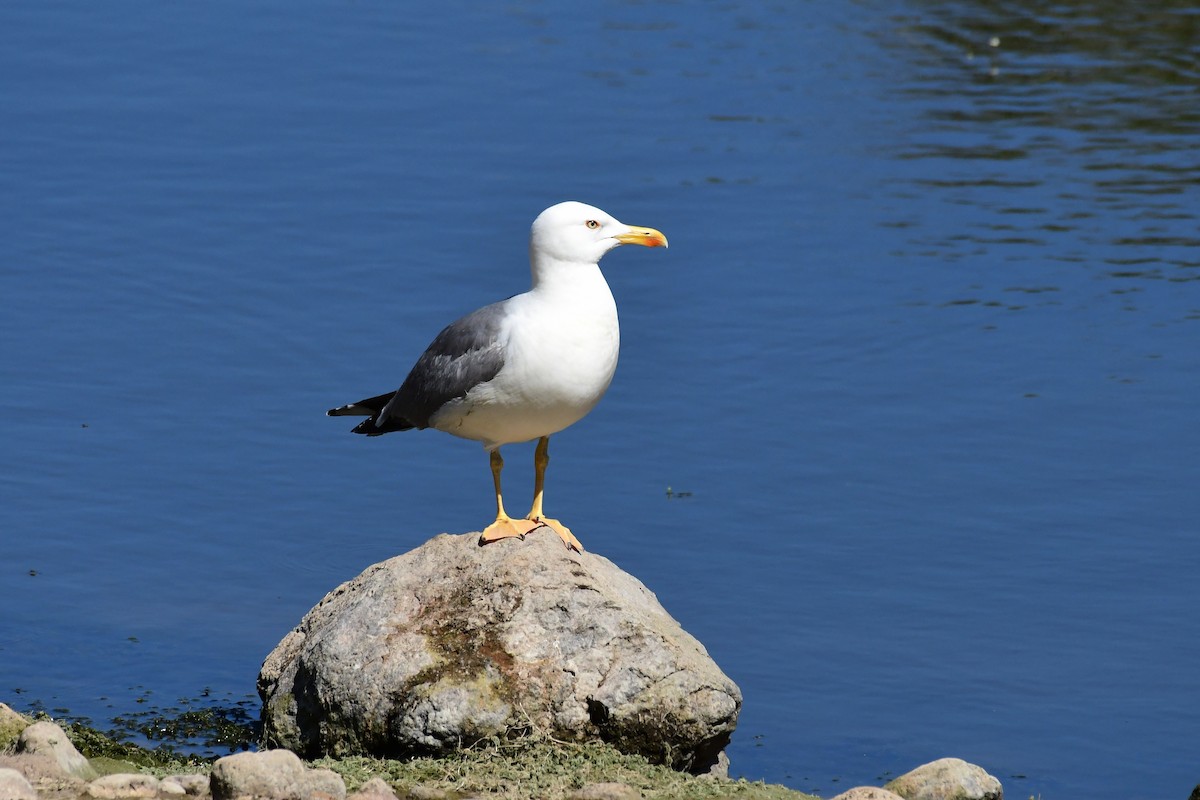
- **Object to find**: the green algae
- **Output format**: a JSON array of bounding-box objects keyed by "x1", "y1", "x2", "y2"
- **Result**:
[
  {"x1": 315, "y1": 737, "x2": 818, "y2": 800},
  {"x1": 14, "y1": 697, "x2": 816, "y2": 800}
]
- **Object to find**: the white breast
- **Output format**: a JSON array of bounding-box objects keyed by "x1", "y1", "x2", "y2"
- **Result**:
[{"x1": 429, "y1": 266, "x2": 620, "y2": 449}]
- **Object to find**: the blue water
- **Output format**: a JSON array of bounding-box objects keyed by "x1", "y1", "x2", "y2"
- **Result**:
[{"x1": 3, "y1": 2, "x2": 1198, "y2": 798}]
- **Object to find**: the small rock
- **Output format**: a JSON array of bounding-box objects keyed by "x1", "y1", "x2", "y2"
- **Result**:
[
  {"x1": 164, "y1": 774, "x2": 211, "y2": 796},
  {"x1": 161, "y1": 781, "x2": 187, "y2": 796},
  {"x1": 15, "y1": 721, "x2": 96, "y2": 780},
  {"x1": 700, "y1": 750, "x2": 729, "y2": 779},
  {"x1": 404, "y1": 787, "x2": 447, "y2": 800},
  {"x1": 0, "y1": 753, "x2": 85, "y2": 788},
  {"x1": 830, "y1": 788, "x2": 907, "y2": 800},
  {"x1": 568, "y1": 782, "x2": 641, "y2": 800},
  {"x1": 885, "y1": 758, "x2": 1003, "y2": 800},
  {"x1": 347, "y1": 778, "x2": 397, "y2": 800},
  {"x1": 211, "y1": 750, "x2": 345, "y2": 800},
  {"x1": 87, "y1": 774, "x2": 161, "y2": 799},
  {"x1": 0, "y1": 768, "x2": 36, "y2": 800},
  {"x1": 0, "y1": 705, "x2": 31, "y2": 752}
]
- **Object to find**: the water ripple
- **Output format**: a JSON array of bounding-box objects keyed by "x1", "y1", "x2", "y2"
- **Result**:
[{"x1": 874, "y1": 0, "x2": 1200, "y2": 317}]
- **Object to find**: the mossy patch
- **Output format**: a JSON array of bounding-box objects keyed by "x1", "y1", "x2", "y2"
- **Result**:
[
  {"x1": 376, "y1": 578, "x2": 530, "y2": 757},
  {"x1": 0, "y1": 703, "x2": 32, "y2": 750},
  {"x1": 315, "y1": 737, "x2": 818, "y2": 800},
  {"x1": 14, "y1": 705, "x2": 816, "y2": 800},
  {"x1": 417, "y1": 580, "x2": 523, "y2": 699}
]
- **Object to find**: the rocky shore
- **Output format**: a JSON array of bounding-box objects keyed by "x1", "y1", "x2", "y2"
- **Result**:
[
  {"x1": 0, "y1": 703, "x2": 1007, "y2": 800},
  {"x1": 3, "y1": 531, "x2": 1012, "y2": 799}
]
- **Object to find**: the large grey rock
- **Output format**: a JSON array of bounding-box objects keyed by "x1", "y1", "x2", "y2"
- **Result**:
[
  {"x1": 885, "y1": 758, "x2": 1003, "y2": 800},
  {"x1": 0, "y1": 768, "x2": 36, "y2": 800},
  {"x1": 258, "y1": 530, "x2": 740, "y2": 773},
  {"x1": 15, "y1": 721, "x2": 96, "y2": 780},
  {"x1": 210, "y1": 750, "x2": 345, "y2": 800}
]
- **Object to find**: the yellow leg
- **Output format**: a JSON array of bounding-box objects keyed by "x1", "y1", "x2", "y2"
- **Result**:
[
  {"x1": 525, "y1": 436, "x2": 583, "y2": 552},
  {"x1": 479, "y1": 449, "x2": 538, "y2": 545}
]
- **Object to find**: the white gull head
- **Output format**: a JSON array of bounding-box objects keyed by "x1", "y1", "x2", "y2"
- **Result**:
[{"x1": 529, "y1": 201, "x2": 668, "y2": 270}]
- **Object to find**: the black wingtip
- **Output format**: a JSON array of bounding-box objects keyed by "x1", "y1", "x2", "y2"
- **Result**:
[{"x1": 350, "y1": 416, "x2": 417, "y2": 436}]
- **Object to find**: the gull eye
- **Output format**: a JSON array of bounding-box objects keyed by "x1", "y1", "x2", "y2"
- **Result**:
[{"x1": 585, "y1": 220, "x2": 600, "y2": 229}]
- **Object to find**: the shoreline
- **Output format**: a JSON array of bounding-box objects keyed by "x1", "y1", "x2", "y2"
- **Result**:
[
  {"x1": 0, "y1": 701, "x2": 1009, "y2": 800},
  {"x1": 1, "y1": 702, "x2": 817, "y2": 800}
]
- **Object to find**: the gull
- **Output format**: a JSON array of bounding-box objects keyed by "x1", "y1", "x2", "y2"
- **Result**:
[{"x1": 328, "y1": 201, "x2": 667, "y2": 552}]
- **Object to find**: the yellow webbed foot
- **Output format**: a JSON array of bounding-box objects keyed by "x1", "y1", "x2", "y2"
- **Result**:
[
  {"x1": 480, "y1": 515, "x2": 540, "y2": 545},
  {"x1": 528, "y1": 517, "x2": 584, "y2": 553}
]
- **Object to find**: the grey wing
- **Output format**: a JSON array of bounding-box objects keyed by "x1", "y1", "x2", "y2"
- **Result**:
[{"x1": 380, "y1": 300, "x2": 510, "y2": 429}]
